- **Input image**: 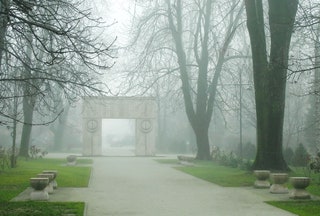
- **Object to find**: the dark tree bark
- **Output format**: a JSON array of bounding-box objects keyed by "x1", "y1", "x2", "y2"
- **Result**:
[
  {"x1": 245, "y1": 0, "x2": 298, "y2": 171},
  {"x1": 0, "y1": 0, "x2": 9, "y2": 65}
]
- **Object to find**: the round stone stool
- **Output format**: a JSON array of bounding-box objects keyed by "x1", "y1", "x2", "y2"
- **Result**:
[
  {"x1": 290, "y1": 177, "x2": 311, "y2": 199},
  {"x1": 270, "y1": 173, "x2": 289, "y2": 194},
  {"x1": 253, "y1": 170, "x2": 270, "y2": 188},
  {"x1": 30, "y1": 177, "x2": 49, "y2": 201},
  {"x1": 43, "y1": 170, "x2": 58, "y2": 189},
  {"x1": 37, "y1": 173, "x2": 54, "y2": 194}
]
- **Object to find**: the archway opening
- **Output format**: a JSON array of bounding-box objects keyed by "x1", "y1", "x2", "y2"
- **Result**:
[{"x1": 101, "y1": 119, "x2": 135, "y2": 156}]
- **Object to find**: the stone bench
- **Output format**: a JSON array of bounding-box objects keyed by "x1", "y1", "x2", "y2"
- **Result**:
[
  {"x1": 29, "y1": 170, "x2": 58, "y2": 201},
  {"x1": 177, "y1": 155, "x2": 195, "y2": 166},
  {"x1": 30, "y1": 177, "x2": 49, "y2": 201}
]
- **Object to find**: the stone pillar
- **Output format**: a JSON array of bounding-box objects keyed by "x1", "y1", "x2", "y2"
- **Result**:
[
  {"x1": 83, "y1": 118, "x2": 102, "y2": 156},
  {"x1": 135, "y1": 119, "x2": 156, "y2": 156}
]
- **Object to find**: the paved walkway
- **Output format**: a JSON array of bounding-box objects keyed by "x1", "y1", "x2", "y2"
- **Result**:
[{"x1": 14, "y1": 156, "x2": 297, "y2": 216}]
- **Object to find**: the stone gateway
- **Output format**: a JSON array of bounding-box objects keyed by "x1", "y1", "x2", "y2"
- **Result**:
[{"x1": 82, "y1": 96, "x2": 157, "y2": 156}]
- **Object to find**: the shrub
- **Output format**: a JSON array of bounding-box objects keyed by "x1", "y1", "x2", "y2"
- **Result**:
[
  {"x1": 211, "y1": 147, "x2": 252, "y2": 170},
  {"x1": 239, "y1": 159, "x2": 253, "y2": 171},
  {"x1": 283, "y1": 147, "x2": 294, "y2": 165},
  {"x1": 242, "y1": 142, "x2": 256, "y2": 160},
  {"x1": 292, "y1": 143, "x2": 309, "y2": 167}
]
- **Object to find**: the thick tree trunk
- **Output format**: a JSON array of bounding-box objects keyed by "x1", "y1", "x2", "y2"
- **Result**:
[
  {"x1": 194, "y1": 123, "x2": 211, "y2": 160},
  {"x1": 313, "y1": 22, "x2": 320, "y2": 148},
  {"x1": 245, "y1": 0, "x2": 298, "y2": 171}
]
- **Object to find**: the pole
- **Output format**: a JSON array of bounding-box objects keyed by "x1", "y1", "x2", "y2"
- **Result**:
[{"x1": 239, "y1": 70, "x2": 243, "y2": 159}]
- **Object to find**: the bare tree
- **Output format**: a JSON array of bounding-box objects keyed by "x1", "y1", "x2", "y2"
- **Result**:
[
  {"x1": 0, "y1": 0, "x2": 114, "y2": 157},
  {"x1": 167, "y1": 0, "x2": 245, "y2": 159},
  {"x1": 123, "y1": 0, "x2": 244, "y2": 159}
]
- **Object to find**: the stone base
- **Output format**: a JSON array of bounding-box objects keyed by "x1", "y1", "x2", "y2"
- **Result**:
[
  {"x1": 270, "y1": 184, "x2": 289, "y2": 194},
  {"x1": 45, "y1": 182, "x2": 54, "y2": 194},
  {"x1": 67, "y1": 161, "x2": 77, "y2": 166},
  {"x1": 52, "y1": 180, "x2": 58, "y2": 189},
  {"x1": 290, "y1": 189, "x2": 311, "y2": 199},
  {"x1": 254, "y1": 180, "x2": 270, "y2": 188},
  {"x1": 30, "y1": 190, "x2": 49, "y2": 201}
]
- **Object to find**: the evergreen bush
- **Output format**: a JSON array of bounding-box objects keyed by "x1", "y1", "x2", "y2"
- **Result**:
[
  {"x1": 292, "y1": 143, "x2": 309, "y2": 167},
  {"x1": 283, "y1": 147, "x2": 294, "y2": 165}
]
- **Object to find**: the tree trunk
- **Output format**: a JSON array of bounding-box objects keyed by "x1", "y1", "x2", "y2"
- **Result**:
[
  {"x1": 0, "y1": 0, "x2": 9, "y2": 65},
  {"x1": 194, "y1": 123, "x2": 211, "y2": 160},
  {"x1": 19, "y1": 28, "x2": 35, "y2": 158},
  {"x1": 313, "y1": 21, "x2": 320, "y2": 149},
  {"x1": 245, "y1": 0, "x2": 298, "y2": 171},
  {"x1": 19, "y1": 96, "x2": 35, "y2": 157},
  {"x1": 166, "y1": 0, "x2": 242, "y2": 160},
  {"x1": 11, "y1": 83, "x2": 18, "y2": 167},
  {"x1": 166, "y1": 0, "x2": 212, "y2": 160}
]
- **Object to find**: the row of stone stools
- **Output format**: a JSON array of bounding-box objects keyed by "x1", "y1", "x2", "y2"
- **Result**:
[
  {"x1": 254, "y1": 170, "x2": 311, "y2": 199},
  {"x1": 29, "y1": 170, "x2": 58, "y2": 201}
]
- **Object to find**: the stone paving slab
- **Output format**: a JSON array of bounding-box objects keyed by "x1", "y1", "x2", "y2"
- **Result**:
[{"x1": 13, "y1": 156, "x2": 298, "y2": 216}]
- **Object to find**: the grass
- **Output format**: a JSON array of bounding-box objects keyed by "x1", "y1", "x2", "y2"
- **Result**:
[
  {"x1": 0, "y1": 158, "x2": 92, "y2": 201},
  {"x1": 174, "y1": 160, "x2": 255, "y2": 187},
  {"x1": 0, "y1": 157, "x2": 92, "y2": 216},
  {"x1": 0, "y1": 201, "x2": 85, "y2": 216},
  {"x1": 154, "y1": 159, "x2": 180, "y2": 165},
  {"x1": 267, "y1": 200, "x2": 320, "y2": 216}
]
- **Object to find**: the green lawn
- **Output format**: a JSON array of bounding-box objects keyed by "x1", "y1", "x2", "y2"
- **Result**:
[
  {"x1": 0, "y1": 157, "x2": 92, "y2": 216},
  {"x1": 267, "y1": 200, "x2": 320, "y2": 216},
  {"x1": 175, "y1": 160, "x2": 255, "y2": 187},
  {"x1": 0, "y1": 201, "x2": 85, "y2": 216},
  {"x1": 0, "y1": 158, "x2": 92, "y2": 201}
]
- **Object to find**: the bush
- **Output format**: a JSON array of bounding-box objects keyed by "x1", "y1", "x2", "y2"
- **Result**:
[
  {"x1": 283, "y1": 147, "x2": 294, "y2": 165},
  {"x1": 242, "y1": 142, "x2": 256, "y2": 160},
  {"x1": 292, "y1": 143, "x2": 309, "y2": 167},
  {"x1": 212, "y1": 150, "x2": 250, "y2": 170},
  {"x1": 239, "y1": 159, "x2": 253, "y2": 171}
]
